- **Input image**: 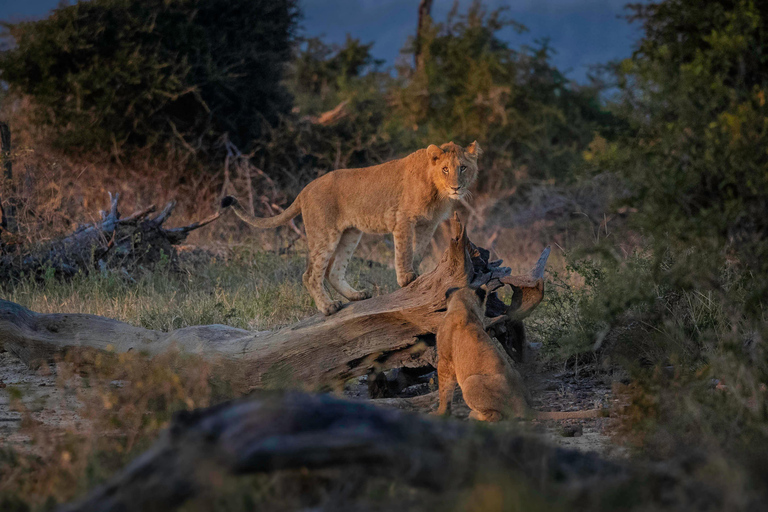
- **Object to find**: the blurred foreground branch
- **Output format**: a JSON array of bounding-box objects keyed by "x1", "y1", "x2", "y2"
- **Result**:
[{"x1": 58, "y1": 392, "x2": 715, "y2": 512}]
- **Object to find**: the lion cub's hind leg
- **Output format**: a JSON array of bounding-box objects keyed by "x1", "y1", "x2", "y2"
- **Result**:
[
  {"x1": 325, "y1": 229, "x2": 371, "y2": 301},
  {"x1": 461, "y1": 374, "x2": 508, "y2": 423},
  {"x1": 435, "y1": 359, "x2": 458, "y2": 416},
  {"x1": 304, "y1": 231, "x2": 344, "y2": 316}
]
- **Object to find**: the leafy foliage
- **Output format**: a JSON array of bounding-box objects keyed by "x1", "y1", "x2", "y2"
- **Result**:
[
  {"x1": 260, "y1": 1, "x2": 618, "y2": 192},
  {"x1": 0, "y1": 0, "x2": 299, "y2": 156},
  {"x1": 396, "y1": 1, "x2": 618, "y2": 186},
  {"x1": 610, "y1": 0, "x2": 768, "y2": 306},
  {"x1": 560, "y1": 0, "x2": 768, "y2": 492}
]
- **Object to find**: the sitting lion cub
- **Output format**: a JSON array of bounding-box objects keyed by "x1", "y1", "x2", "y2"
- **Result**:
[
  {"x1": 222, "y1": 142, "x2": 481, "y2": 315},
  {"x1": 436, "y1": 286, "x2": 602, "y2": 421}
]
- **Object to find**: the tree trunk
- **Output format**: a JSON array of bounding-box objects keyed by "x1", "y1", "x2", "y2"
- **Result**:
[
  {"x1": 58, "y1": 391, "x2": 712, "y2": 512},
  {"x1": 415, "y1": 0, "x2": 434, "y2": 71},
  {"x1": 0, "y1": 214, "x2": 547, "y2": 391},
  {"x1": 0, "y1": 121, "x2": 15, "y2": 246}
]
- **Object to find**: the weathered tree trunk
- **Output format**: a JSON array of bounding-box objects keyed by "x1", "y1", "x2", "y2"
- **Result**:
[
  {"x1": 0, "y1": 214, "x2": 547, "y2": 391},
  {"x1": 58, "y1": 392, "x2": 713, "y2": 512},
  {"x1": 0, "y1": 192, "x2": 221, "y2": 280}
]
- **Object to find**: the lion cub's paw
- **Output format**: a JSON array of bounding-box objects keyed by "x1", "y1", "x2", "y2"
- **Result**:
[
  {"x1": 397, "y1": 271, "x2": 418, "y2": 287},
  {"x1": 348, "y1": 290, "x2": 372, "y2": 301},
  {"x1": 321, "y1": 300, "x2": 344, "y2": 316}
]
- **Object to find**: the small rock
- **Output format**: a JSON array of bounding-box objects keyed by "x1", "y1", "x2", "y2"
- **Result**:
[{"x1": 560, "y1": 424, "x2": 583, "y2": 438}]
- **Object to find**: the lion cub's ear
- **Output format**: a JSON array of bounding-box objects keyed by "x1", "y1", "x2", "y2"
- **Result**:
[
  {"x1": 473, "y1": 286, "x2": 487, "y2": 303},
  {"x1": 445, "y1": 287, "x2": 460, "y2": 300},
  {"x1": 427, "y1": 144, "x2": 444, "y2": 163},
  {"x1": 466, "y1": 140, "x2": 483, "y2": 158}
]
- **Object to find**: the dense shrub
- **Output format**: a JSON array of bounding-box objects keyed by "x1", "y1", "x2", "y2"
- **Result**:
[
  {"x1": 395, "y1": 1, "x2": 619, "y2": 186},
  {"x1": 562, "y1": 0, "x2": 768, "y2": 490},
  {"x1": 259, "y1": 2, "x2": 619, "y2": 191},
  {"x1": 0, "y1": 0, "x2": 299, "y2": 156},
  {"x1": 612, "y1": 0, "x2": 768, "y2": 305}
]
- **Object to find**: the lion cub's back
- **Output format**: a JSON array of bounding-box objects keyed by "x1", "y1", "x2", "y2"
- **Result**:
[{"x1": 301, "y1": 161, "x2": 409, "y2": 233}]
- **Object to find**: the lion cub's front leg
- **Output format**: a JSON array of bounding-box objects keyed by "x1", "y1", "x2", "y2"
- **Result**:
[{"x1": 393, "y1": 219, "x2": 418, "y2": 287}]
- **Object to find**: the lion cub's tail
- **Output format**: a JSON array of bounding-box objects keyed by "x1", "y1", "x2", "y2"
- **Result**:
[
  {"x1": 221, "y1": 196, "x2": 301, "y2": 229},
  {"x1": 531, "y1": 408, "x2": 605, "y2": 420}
]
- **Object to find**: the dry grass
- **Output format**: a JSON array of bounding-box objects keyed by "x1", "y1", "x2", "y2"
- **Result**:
[
  {"x1": 0, "y1": 349, "x2": 227, "y2": 510},
  {"x1": 0, "y1": 247, "x2": 402, "y2": 511},
  {"x1": 3, "y1": 246, "x2": 399, "y2": 332}
]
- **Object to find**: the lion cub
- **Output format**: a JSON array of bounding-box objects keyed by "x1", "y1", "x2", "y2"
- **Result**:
[
  {"x1": 223, "y1": 142, "x2": 481, "y2": 315},
  {"x1": 436, "y1": 287, "x2": 601, "y2": 422}
]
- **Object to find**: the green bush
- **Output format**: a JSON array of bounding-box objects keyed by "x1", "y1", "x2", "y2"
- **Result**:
[
  {"x1": 545, "y1": 1, "x2": 768, "y2": 493},
  {"x1": 610, "y1": 0, "x2": 768, "y2": 308},
  {"x1": 253, "y1": 36, "x2": 407, "y2": 189},
  {"x1": 396, "y1": 0, "x2": 619, "y2": 186},
  {"x1": 0, "y1": 0, "x2": 299, "y2": 156},
  {"x1": 260, "y1": 2, "x2": 620, "y2": 191}
]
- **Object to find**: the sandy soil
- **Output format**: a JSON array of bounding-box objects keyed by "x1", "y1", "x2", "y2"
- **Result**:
[{"x1": 0, "y1": 349, "x2": 82, "y2": 448}]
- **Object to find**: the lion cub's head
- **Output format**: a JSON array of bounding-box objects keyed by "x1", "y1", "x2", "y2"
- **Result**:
[
  {"x1": 445, "y1": 285, "x2": 487, "y2": 318},
  {"x1": 427, "y1": 141, "x2": 482, "y2": 200}
]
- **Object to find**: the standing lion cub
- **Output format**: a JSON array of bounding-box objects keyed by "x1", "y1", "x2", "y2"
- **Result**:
[
  {"x1": 436, "y1": 286, "x2": 602, "y2": 421},
  {"x1": 222, "y1": 142, "x2": 481, "y2": 315}
]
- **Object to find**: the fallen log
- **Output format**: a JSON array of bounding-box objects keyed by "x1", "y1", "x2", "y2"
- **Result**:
[
  {"x1": 0, "y1": 192, "x2": 222, "y2": 280},
  {"x1": 58, "y1": 392, "x2": 717, "y2": 512},
  {"x1": 0, "y1": 214, "x2": 547, "y2": 391}
]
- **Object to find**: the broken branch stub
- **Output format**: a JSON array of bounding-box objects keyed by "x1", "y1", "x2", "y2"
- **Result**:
[{"x1": 486, "y1": 246, "x2": 551, "y2": 362}]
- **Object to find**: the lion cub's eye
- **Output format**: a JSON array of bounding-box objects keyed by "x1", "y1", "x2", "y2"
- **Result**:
[
  {"x1": 442, "y1": 167, "x2": 449, "y2": 174},
  {"x1": 460, "y1": 165, "x2": 467, "y2": 173}
]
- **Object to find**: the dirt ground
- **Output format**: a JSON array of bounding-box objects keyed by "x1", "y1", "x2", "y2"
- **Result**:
[
  {"x1": 0, "y1": 345, "x2": 628, "y2": 460},
  {"x1": 0, "y1": 350, "x2": 81, "y2": 448},
  {"x1": 353, "y1": 361, "x2": 629, "y2": 460}
]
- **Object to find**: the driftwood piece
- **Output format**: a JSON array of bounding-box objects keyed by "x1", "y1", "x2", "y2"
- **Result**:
[
  {"x1": 0, "y1": 192, "x2": 222, "y2": 280},
  {"x1": 0, "y1": 214, "x2": 547, "y2": 391},
  {"x1": 59, "y1": 392, "x2": 714, "y2": 512}
]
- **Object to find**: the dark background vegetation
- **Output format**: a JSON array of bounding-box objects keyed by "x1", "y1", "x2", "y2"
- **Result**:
[{"x1": 1, "y1": 0, "x2": 767, "y2": 510}]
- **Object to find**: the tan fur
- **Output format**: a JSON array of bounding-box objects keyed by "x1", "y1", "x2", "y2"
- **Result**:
[
  {"x1": 436, "y1": 287, "x2": 602, "y2": 422},
  {"x1": 223, "y1": 142, "x2": 481, "y2": 315}
]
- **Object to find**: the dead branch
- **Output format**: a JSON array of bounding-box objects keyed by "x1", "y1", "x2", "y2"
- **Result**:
[
  {"x1": 0, "y1": 192, "x2": 222, "y2": 280},
  {"x1": 308, "y1": 99, "x2": 350, "y2": 126}
]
